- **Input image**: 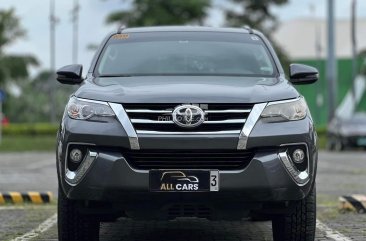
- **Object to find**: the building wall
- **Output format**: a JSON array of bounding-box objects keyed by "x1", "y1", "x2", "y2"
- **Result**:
[{"x1": 273, "y1": 18, "x2": 366, "y2": 60}]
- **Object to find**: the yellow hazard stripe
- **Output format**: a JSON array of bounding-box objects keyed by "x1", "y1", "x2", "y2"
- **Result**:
[
  {"x1": 9, "y1": 192, "x2": 23, "y2": 204},
  {"x1": 339, "y1": 195, "x2": 366, "y2": 213},
  {"x1": 0, "y1": 192, "x2": 53, "y2": 205},
  {"x1": 47, "y1": 192, "x2": 53, "y2": 202},
  {"x1": 28, "y1": 192, "x2": 43, "y2": 204}
]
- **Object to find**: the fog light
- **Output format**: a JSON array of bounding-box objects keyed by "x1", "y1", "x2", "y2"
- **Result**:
[
  {"x1": 292, "y1": 149, "x2": 305, "y2": 163},
  {"x1": 69, "y1": 149, "x2": 83, "y2": 163}
]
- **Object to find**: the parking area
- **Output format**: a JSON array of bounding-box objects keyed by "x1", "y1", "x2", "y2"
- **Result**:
[{"x1": 0, "y1": 151, "x2": 365, "y2": 241}]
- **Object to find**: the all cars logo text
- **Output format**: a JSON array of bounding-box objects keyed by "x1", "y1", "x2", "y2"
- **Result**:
[{"x1": 160, "y1": 171, "x2": 199, "y2": 191}]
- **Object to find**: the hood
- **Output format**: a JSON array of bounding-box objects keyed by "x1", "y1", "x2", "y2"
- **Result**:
[{"x1": 75, "y1": 76, "x2": 299, "y2": 103}]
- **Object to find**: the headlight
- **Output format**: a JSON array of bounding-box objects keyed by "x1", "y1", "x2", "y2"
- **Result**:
[
  {"x1": 67, "y1": 96, "x2": 115, "y2": 121},
  {"x1": 261, "y1": 97, "x2": 308, "y2": 122}
]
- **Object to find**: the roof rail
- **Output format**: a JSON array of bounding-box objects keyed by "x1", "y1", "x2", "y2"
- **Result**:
[
  {"x1": 243, "y1": 25, "x2": 254, "y2": 34},
  {"x1": 117, "y1": 25, "x2": 127, "y2": 34}
]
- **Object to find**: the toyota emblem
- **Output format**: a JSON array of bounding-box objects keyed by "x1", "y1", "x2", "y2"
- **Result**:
[{"x1": 172, "y1": 105, "x2": 205, "y2": 128}]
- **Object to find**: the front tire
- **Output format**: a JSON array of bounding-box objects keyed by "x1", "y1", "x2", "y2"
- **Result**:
[
  {"x1": 272, "y1": 186, "x2": 316, "y2": 241},
  {"x1": 58, "y1": 188, "x2": 100, "y2": 241}
]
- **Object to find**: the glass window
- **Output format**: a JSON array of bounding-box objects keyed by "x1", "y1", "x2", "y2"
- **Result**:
[{"x1": 96, "y1": 32, "x2": 276, "y2": 77}]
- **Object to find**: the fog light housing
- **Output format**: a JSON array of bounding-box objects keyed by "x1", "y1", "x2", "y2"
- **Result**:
[
  {"x1": 279, "y1": 145, "x2": 310, "y2": 186},
  {"x1": 292, "y1": 149, "x2": 305, "y2": 164},
  {"x1": 69, "y1": 148, "x2": 83, "y2": 163}
]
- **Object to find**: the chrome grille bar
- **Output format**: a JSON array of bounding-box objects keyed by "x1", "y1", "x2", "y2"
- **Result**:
[
  {"x1": 205, "y1": 119, "x2": 246, "y2": 124},
  {"x1": 123, "y1": 103, "x2": 254, "y2": 135},
  {"x1": 205, "y1": 109, "x2": 250, "y2": 113},
  {"x1": 136, "y1": 130, "x2": 241, "y2": 135},
  {"x1": 131, "y1": 119, "x2": 174, "y2": 124},
  {"x1": 126, "y1": 109, "x2": 172, "y2": 113},
  {"x1": 130, "y1": 119, "x2": 246, "y2": 124}
]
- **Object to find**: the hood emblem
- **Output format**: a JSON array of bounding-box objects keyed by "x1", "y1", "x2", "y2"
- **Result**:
[{"x1": 172, "y1": 105, "x2": 205, "y2": 128}]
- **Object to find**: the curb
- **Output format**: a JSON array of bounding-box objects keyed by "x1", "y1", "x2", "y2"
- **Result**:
[
  {"x1": 339, "y1": 194, "x2": 366, "y2": 213},
  {"x1": 0, "y1": 192, "x2": 53, "y2": 204}
]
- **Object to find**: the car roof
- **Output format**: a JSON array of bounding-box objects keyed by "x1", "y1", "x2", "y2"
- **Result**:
[{"x1": 122, "y1": 26, "x2": 252, "y2": 34}]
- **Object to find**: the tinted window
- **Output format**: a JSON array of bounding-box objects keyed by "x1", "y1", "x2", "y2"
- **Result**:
[{"x1": 96, "y1": 32, "x2": 276, "y2": 77}]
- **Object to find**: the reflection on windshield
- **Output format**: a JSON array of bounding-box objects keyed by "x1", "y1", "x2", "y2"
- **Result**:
[{"x1": 97, "y1": 40, "x2": 275, "y2": 77}]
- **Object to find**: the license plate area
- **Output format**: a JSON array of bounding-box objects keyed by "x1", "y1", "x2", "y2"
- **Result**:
[{"x1": 149, "y1": 170, "x2": 219, "y2": 192}]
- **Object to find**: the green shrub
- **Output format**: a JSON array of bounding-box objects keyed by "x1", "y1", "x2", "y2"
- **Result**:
[
  {"x1": 2, "y1": 123, "x2": 59, "y2": 136},
  {"x1": 316, "y1": 126, "x2": 327, "y2": 136}
]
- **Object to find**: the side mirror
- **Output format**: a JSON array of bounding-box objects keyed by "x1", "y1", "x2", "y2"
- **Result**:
[
  {"x1": 289, "y1": 64, "x2": 318, "y2": 85},
  {"x1": 56, "y1": 64, "x2": 84, "y2": 85}
]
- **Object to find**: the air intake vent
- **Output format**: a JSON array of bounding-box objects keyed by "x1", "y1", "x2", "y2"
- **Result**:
[
  {"x1": 123, "y1": 149, "x2": 254, "y2": 170},
  {"x1": 167, "y1": 204, "x2": 212, "y2": 219},
  {"x1": 123, "y1": 103, "x2": 253, "y2": 134}
]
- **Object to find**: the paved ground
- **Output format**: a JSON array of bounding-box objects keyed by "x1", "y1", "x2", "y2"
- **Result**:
[
  {"x1": 0, "y1": 152, "x2": 57, "y2": 194},
  {"x1": 0, "y1": 150, "x2": 365, "y2": 241}
]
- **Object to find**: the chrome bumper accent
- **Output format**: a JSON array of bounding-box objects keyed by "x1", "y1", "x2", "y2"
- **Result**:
[
  {"x1": 65, "y1": 150, "x2": 98, "y2": 186},
  {"x1": 237, "y1": 103, "x2": 267, "y2": 150},
  {"x1": 278, "y1": 150, "x2": 310, "y2": 186},
  {"x1": 109, "y1": 103, "x2": 140, "y2": 150}
]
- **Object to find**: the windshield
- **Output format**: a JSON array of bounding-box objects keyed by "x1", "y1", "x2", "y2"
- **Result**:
[{"x1": 96, "y1": 32, "x2": 277, "y2": 77}]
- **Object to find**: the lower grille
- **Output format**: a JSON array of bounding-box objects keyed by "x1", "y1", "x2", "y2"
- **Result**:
[
  {"x1": 123, "y1": 149, "x2": 254, "y2": 170},
  {"x1": 168, "y1": 204, "x2": 211, "y2": 219}
]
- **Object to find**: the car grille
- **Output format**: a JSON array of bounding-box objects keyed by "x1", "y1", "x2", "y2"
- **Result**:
[
  {"x1": 123, "y1": 103, "x2": 253, "y2": 134},
  {"x1": 167, "y1": 204, "x2": 212, "y2": 219},
  {"x1": 123, "y1": 149, "x2": 254, "y2": 170}
]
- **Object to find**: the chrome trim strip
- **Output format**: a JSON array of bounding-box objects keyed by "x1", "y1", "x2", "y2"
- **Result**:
[
  {"x1": 109, "y1": 103, "x2": 140, "y2": 150},
  {"x1": 131, "y1": 119, "x2": 174, "y2": 124},
  {"x1": 74, "y1": 96, "x2": 110, "y2": 106},
  {"x1": 237, "y1": 103, "x2": 267, "y2": 150},
  {"x1": 63, "y1": 142, "x2": 96, "y2": 186},
  {"x1": 205, "y1": 119, "x2": 246, "y2": 124},
  {"x1": 131, "y1": 119, "x2": 246, "y2": 124},
  {"x1": 278, "y1": 143, "x2": 310, "y2": 186},
  {"x1": 266, "y1": 97, "x2": 301, "y2": 106},
  {"x1": 126, "y1": 109, "x2": 250, "y2": 114},
  {"x1": 65, "y1": 149, "x2": 98, "y2": 186},
  {"x1": 136, "y1": 130, "x2": 241, "y2": 135},
  {"x1": 126, "y1": 109, "x2": 172, "y2": 113},
  {"x1": 205, "y1": 109, "x2": 251, "y2": 113},
  {"x1": 122, "y1": 157, "x2": 149, "y2": 174}
]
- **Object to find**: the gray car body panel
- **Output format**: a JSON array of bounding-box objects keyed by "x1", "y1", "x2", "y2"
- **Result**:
[
  {"x1": 57, "y1": 26, "x2": 317, "y2": 219},
  {"x1": 75, "y1": 76, "x2": 298, "y2": 104},
  {"x1": 64, "y1": 149, "x2": 313, "y2": 201}
]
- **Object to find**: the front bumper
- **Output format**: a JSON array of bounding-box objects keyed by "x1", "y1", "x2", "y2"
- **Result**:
[
  {"x1": 59, "y1": 147, "x2": 316, "y2": 203},
  {"x1": 57, "y1": 115, "x2": 317, "y2": 203}
]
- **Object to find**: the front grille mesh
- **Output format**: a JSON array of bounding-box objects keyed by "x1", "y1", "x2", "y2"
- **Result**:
[
  {"x1": 168, "y1": 204, "x2": 211, "y2": 219},
  {"x1": 123, "y1": 149, "x2": 254, "y2": 170},
  {"x1": 123, "y1": 103, "x2": 253, "y2": 134}
]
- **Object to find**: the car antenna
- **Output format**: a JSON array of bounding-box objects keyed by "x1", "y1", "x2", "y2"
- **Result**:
[
  {"x1": 117, "y1": 24, "x2": 127, "y2": 34},
  {"x1": 243, "y1": 25, "x2": 254, "y2": 34}
]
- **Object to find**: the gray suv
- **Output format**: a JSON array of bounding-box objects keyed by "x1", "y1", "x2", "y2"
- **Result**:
[{"x1": 56, "y1": 26, "x2": 318, "y2": 241}]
